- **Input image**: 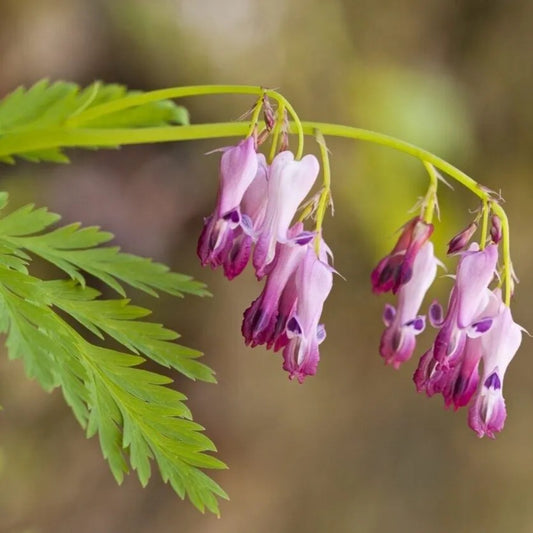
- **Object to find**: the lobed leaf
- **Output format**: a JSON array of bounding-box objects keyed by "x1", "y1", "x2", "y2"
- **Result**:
[
  {"x1": 0, "y1": 80, "x2": 189, "y2": 162},
  {"x1": 0, "y1": 200, "x2": 210, "y2": 298},
  {"x1": 0, "y1": 193, "x2": 225, "y2": 514}
]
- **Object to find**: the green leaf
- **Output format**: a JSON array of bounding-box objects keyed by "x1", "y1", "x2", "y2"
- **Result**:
[
  {"x1": 46, "y1": 285, "x2": 216, "y2": 382},
  {"x1": 0, "y1": 192, "x2": 225, "y2": 514},
  {"x1": 0, "y1": 199, "x2": 210, "y2": 298},
  {"x1": 0, "y1": 80, "x2": 189, "y2": 163}
]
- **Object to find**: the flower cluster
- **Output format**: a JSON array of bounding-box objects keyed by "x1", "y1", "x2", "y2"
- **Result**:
[
  {"x1": 372, "y1": 215, "x2": 522, "y2": 438},
  {"x1": 198, "y1": 136, "x2": 333, "y2": 382}
]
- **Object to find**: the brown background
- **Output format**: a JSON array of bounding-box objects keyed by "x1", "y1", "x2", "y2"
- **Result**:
[{"x1": 0, "y1": 1, "x2": 532, "y2": 532}]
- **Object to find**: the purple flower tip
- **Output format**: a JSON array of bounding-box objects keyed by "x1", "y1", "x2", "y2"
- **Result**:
[
  {"x1": 429, "y1": 301, "x2": 444, "y2": 327},
  {"x1": 383, "y1": 304, "x2": 396, "y2": 327},
  {"x1": 484, "y1": 372, "x2": 501, "y2": 390},
  {"x1": 287, "y1": 316, "x2": 302, "y2": 336},
  {"x1": 407, "y1": 316, "x2": 426, "y2": 332},
  {"x1": 293, "y1": 231, "x2": 315, "y2": 246},
  {"x1": 447, "y1": 221, "x2": 478, "y2": 255},
  {"x1": 223, "y1": 208, "x2": 241, "y2": 225},
  {"x1": 470, "y1": 317, "x2": 493, "y2": 335}
]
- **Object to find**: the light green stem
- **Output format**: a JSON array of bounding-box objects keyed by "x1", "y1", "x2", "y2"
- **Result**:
[
  {"x1": 422, "y1": 162, "x2": 439, "y2": 223},
  {"x1": 479, "y1": 199, "x2": 490, "y2": 250},
  {"x1": 0, "y1": 107, "x2": 512, "y2": 304},
  {"x1": 0, "y1": 120, "x2": 490, "y2": 202},
  {"x1": 247, "y1": 93, "x2": 265, "y2": 138},
  {"x1": 490, "y1": 202, "x2": 512, "y2": 305},
  {"x1": 313, "y1": 130, "x2": 331, "y2": 252},
  {"x1": 64, "y1": 84, "x2": 305, "y2": 160}
]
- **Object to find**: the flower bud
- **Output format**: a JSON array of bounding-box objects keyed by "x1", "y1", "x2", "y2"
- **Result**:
[
  {"x1": 447, "y1": 221, "x2": 478, "y2": 255},
  {"x1": 490, "y1": 214, "x2": 502, "y2": 244}
]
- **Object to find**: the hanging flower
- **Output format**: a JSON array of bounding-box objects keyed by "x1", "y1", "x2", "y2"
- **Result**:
[
  {"x1": 243, "y1": 226, "x2": 333, "y2": 382},
  {"x1": 379, "y1": 241, "x2": 438, "y2": 369},
  {"x1": 371, "y1": 217, "x2": 434, "y2": 295},
  {"x1": 242, "y1": 224, "x2": 310, "y2": 349},
  {"x1": 414, "y1": 244, "x2": 499, "y2": 404},
  {"x1": 447, "y1": 221, "x2": 478, "y2": 254},
  {"x1": 221, "y1": 154, "x2": 269, "y2": 279},
  {"x1": 253, "y1": 150, "x2": 319, "y2": 279},
  {"x1": 468, "y1": 291, "x2": 522, "y2": 438},
  {"x1": 197, "y1": 136, "x2": 261, "y2": 277},
  {"x1": 281, "y1": 241, "x2": 333, "y2": 382}
]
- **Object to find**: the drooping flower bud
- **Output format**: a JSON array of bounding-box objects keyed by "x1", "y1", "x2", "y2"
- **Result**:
[
  {"x1": 221, "y1": 154, "x2": 269, "y2": 279},
  {"x1": 371, "y1": 217, "x2": 433, "y2": 295},
  {"x1": 447, "y1": 221, "x2": 478, "y2": 255},
  {"x1": 490, "y1": 214, "x2": 502, "y2": 244},
  {"x1": 243, "y1": 228, "x2": 333, "y2": 382}
]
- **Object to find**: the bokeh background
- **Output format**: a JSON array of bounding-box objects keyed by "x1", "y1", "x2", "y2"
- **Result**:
[{"x1": 0, "y1": 1, "x2": 532, "y2": 532}]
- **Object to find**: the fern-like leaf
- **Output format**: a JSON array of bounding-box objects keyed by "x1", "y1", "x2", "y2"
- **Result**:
[
  {"x1": 0, "y1": 193, "x2": 226, "y2": 514},
  {"x1": 0, "y1": 201, "x2": 209, "y2": 298},
  {"x1": 0, "y1": 80, "x2": 189, "y2": 163}
]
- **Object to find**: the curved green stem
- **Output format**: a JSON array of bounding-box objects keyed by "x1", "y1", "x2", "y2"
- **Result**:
[
  {"x1": 490, "y1": 202, "x2": 512, "y2": 306},
  {"x1": 422, "y1": 162, "x2": 439, "y2": 223},
  {"x1": 314, "y1": 129, "x2": 331, "y2": 252},
  {"x1": 479, "y1": 199, "x2": 490, "y2": 250},
  {"x1": 64, "y1": 84, "x2": 305, "y2": 160},
  {"x1": 0, "y1": 113, "x2": 512, "y2": 304},
  {"x1": 299, "y1": 122, "x2": 490, "y2": 204},
  {"x1": 0, "y1": 120, "x2": 488, "y2": 203},
  {"x1": 247, "y1": 93, "x2": 265, "y2": 138}
]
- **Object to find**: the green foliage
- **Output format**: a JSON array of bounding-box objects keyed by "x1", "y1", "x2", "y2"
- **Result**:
[
  {"x1": 0, "y1": 192, "x2": 227, "y2": 514},
  {"x1": 0, "y1": 80, "x2": 189, "y2": 163}
]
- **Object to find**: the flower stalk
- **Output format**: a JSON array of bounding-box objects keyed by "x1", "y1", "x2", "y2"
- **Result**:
[
  {"x1": 421, "y1": 161, "x2": 439, "y2": 224},
  {"x1": 0, "y1": 85, "x2": 515, "y2": 305},
  {"x1": 0, "y1": 83, "x2": 520, "y2": 432}
]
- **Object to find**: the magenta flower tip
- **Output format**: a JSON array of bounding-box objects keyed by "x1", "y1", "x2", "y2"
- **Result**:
[
  {"x1": 371, "y1": 217, "x2": 434, "y2": 295},
  {"x1": 447, "y1": 221, "x2": 478, "y2": 254}
]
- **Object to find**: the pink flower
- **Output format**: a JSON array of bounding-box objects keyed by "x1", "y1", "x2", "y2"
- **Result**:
[
  {"x1": 243, "y1": 227, "x2": 332, "y2": 383},
  {"x1": 414, "y1": 244, "x2": 503, "y2": 412},
  {"x1": 197, "y1": 137, "x2": 263, "y2": 278},
  {"x1": 379, "y1": 241, "x2": 438, "y2": 369},
  {"x1": 242, "y1": 226, "x2": 310, "y2": 349},
  {"x1": 468, "y1": 292, "x2": 522, "y2": 438},
  {"x1": 414, "y1": 333, "x2": 485, "y2": 410},
  {"x1": 281, "y1": 243, "x2": 333, "y2": 382},
  {"x1": 221, "y1": 154, "x2": 269, "y2": 279},
  {"x1": 447, "y1": 221, "x2": 478, "y2": 254},
  {"x1": 253, "y1": 151, "x2": 319, "y2": 279},
  {"x1": 371, "y1": 217, "x2": 434, "y2": 294}
]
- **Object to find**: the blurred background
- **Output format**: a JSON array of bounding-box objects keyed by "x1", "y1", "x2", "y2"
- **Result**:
[{"x1": 0, "y1": 0, "x2": 532, "y2": 531}]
